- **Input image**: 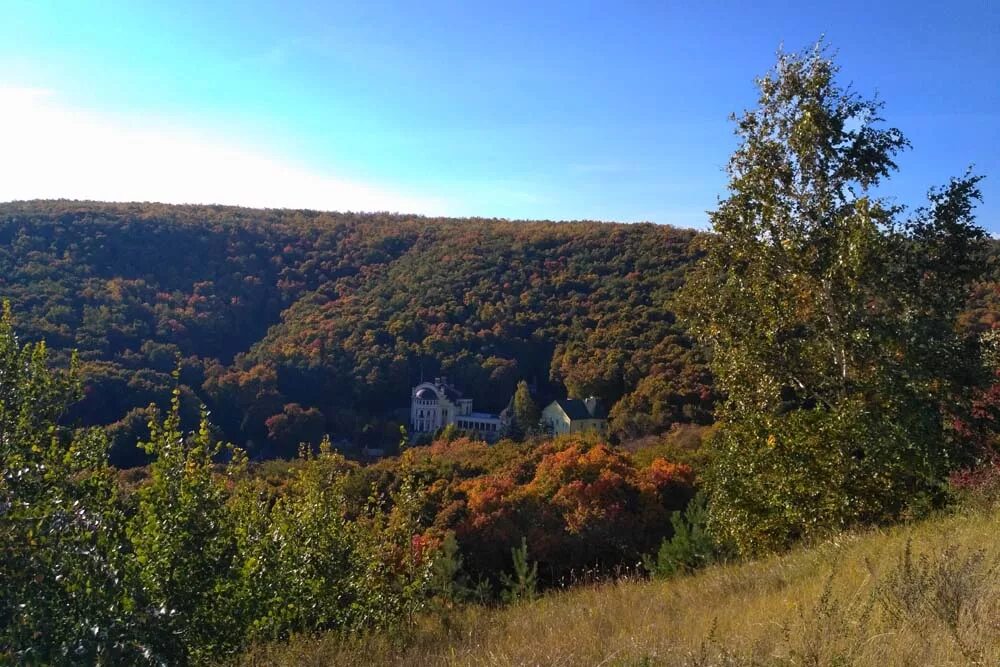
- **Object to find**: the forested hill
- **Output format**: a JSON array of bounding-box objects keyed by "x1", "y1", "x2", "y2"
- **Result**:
[
  {"x1": 2, "y1": 201, "x2": 996, "y2": 465},
  {"x1": 0, "y1": 200, "x2": 717, "y2": 464}
]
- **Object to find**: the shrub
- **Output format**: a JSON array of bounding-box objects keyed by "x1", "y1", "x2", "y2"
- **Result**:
[
  {"x1": 706, "y1": 405, "x2": 953, "y2": 555},
  {"x1": 500, "y1": 538, "x2": 539, "y2": 603},
  {"x1": 645, "y1": 493, "x2": 718, "y2": 578},
  {"x1": 0, "y1": 302, "x2": 149, "y2": 664},
  {"x1": 128, "y1": 391, "x2": 244, "y2": 663}
]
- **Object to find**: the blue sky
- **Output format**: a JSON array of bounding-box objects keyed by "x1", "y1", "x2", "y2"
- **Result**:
[{"x1": 0, "y1": 1, "x2": 997, "y2": 232}]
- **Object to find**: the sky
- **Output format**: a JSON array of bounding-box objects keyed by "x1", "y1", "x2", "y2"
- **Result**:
[{"x1": 0, "y1": 1, "x2": 997, "y2": 232}]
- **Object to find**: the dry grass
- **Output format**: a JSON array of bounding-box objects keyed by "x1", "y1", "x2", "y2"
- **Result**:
[{"x1": 238, "y1": 506, "x2": 1000, "y2": 666}]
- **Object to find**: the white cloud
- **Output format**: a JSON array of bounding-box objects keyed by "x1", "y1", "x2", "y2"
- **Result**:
[{"x1": 0, "y1": 87, "x2": 449, "y2": 214}]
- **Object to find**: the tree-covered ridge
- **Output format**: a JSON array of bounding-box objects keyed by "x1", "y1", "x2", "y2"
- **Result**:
[
  {"x1": 0, "y1": 200, "x2": 994, "y2": 464},
  {"x1": 0, "y1": 201, "x2": 713, "y2": 462},
  {"x1": 0, "y1": 201, "x2": 431, "y2": 361},
  {"x1": 244, "y1": 218, "x2": 711, "y2": 424}
]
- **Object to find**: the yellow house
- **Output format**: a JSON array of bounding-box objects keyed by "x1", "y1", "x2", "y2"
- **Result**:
[{"x1": 541, "y1": 397, "x2": 607, "y2": 435}]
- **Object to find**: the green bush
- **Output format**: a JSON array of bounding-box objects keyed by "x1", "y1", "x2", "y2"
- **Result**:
[
  {"x1": 645, "y1": 493, "x2": 718, "y2": 578},
  {"x1": 706, "y1": 404, "x2": 952, "y2": 556},
  {"x1": 128, "y1": 390, "x2": 245, "y2": 663},
  {"x1": 500, "y1": 538, "x2": 539, "y2": 603},
  {"x1": 0, "y1": 303, "x2": 147, "y2": 664}
]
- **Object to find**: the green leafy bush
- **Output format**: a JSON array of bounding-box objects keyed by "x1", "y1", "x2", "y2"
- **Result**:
[
  {"x1": 645, "y1": 493, "x2": 718, "y2": 578},
  {"x1": 0, "y1": 303, "x2": 145, "y2": 664}
]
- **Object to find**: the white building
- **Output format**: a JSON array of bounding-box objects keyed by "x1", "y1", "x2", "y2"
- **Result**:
[{"x1": 410, "y1": 377, "x2": 509, "y2": 442}]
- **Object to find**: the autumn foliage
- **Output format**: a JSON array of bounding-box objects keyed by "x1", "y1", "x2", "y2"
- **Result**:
[
  {"x1": 366, "y1": 434, "x2": 695, "y2": 586},
  {"x1": 0, "y1": 201, "x2": 717, "y2": 462}
]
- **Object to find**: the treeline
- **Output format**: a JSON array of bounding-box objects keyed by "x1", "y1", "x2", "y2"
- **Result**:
[{"x1": 0, "y1": 201, "x2": 715, "y2": 464}]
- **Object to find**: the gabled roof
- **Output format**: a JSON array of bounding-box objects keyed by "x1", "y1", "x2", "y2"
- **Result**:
[
  {"x1": 551, "y1": 398, "x2": 605, "y2": 421},
  {"x1": 586, "y1": 400, "x2": 608, "y2": 419}
]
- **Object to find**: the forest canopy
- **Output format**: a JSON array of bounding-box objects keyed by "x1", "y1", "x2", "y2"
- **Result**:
[
  {"x1": 0, "y1": 201, "x2": 717, "y2": 464},
  {"x1": 0, "y1": 200, "x2": 994, "y2": 465}
]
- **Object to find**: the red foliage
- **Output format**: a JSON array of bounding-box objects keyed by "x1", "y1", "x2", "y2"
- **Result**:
[
  {"x1": 950, "y1": 367, "x2": 1000, "y2": 494},
  {"x1": 403, "y1": 435, "x2": 700, "y2": 584}
]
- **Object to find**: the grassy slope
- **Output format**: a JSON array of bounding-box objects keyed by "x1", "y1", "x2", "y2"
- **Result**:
[{"x1": 240, "y1": 505, "x2": 1000, "y2": 666}]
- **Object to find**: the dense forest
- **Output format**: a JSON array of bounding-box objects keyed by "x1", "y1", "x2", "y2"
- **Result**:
[
  {"x1": 0, "y1": 200, "x2": 717, "y2": 464},
  {"x1": 1, "y1": 201, "x2": 996, "y2": 466}
]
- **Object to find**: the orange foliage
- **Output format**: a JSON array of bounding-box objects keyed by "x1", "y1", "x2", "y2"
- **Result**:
[{"x1": 387, "y1": 435, "x2": 700, "y2": 585}]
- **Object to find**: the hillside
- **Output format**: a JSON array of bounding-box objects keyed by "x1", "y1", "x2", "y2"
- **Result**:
[
  {"x1": 0, "y1": 200, "x2": 713, "y2": 463},
  {"x1": 239, "y1": 504, "x2": 1000, "y2": 666},
  {"x1": 0, "y1": 201, "x2": 996, "y2": 465}
]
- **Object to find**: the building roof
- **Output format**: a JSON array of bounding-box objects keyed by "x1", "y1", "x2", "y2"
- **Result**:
[
  {"x1": 413, "y1": 376, "x2": 465, "y2": 402},
  {"x1": 440, "y1": 385, "x2": 462, "y2": 401},
  {"x1": 551, "y1": 398, "x2": 606, "y2": 421}
]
